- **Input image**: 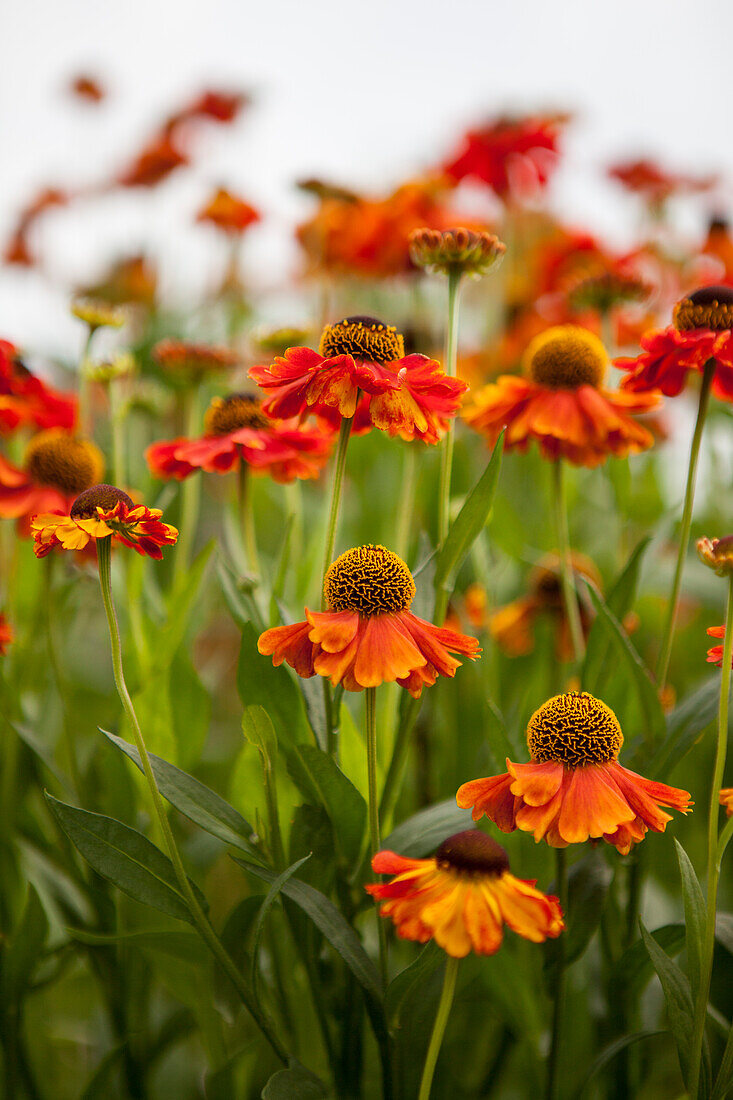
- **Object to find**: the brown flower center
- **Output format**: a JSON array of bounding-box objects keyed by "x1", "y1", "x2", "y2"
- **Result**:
[
  {"x1": 70, "y1": 484, "x2": 133, "y2": 518},
  {"x1": 524, "y1": 325, "x2": 607, "y2": 390},
  {"x1": 526, "y1": 691, "x2": 623, "y2": 766},
  {"x1": 204, "y1": 394, "x2": 269, "y2": 436},
  {"x1": 319, "y1": 316, "x2": 405, "y2": 364},
  {"x1": 25, "y1": 430, "x2": 104, "y2": 495},
  {"x1": 436, "y1": 830, "x2": 510, "y2": 878},
  {"x1": 324, "y1": 544, "x2": 415, "y2": 615},
  {"x1": 673, "y1": 285, "x2": 733, "y2": 332}
]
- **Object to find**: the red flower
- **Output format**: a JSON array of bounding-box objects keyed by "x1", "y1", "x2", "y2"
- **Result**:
[
  {"x1": 705, "y1": 626, "x2": 731, "y2": 667},
  {"x1": 197, "y1": 189, "x2": 260, "y2": 234},
  {"x1": 442, "y1": 113, "x2": 566, "y2": 200},
  {"x1": 0, "y1": 342, "x2": 77, "y2": 435},
  {"x1": 0, "y1": 612, "x2": 13, "y2": 655},
  {"x1": 32, "y1": 485, "x2": 177, "y2": 560},
  {"x1": 3, "y1": 188, "x2": 68, "y2": 267},
  {"x1": 146, "y1": 394, "x2": 331, "y2": 483},
  {"x1": 617, "y1": 327, "x2": 733, "y2": 399},
  {"x1": 608, "y1": 159, "x2": 715, "y2": 203},
  {"x1": 117, "y1": 134, "x2": 188, "y2": 188}
]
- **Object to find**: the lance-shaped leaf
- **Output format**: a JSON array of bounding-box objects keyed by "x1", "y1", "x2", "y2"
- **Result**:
[
  {"x1": 383, "y1": 799, "x2": 472, "y2": 859},
  {"x1": 286, "y1": 744, "x2": 366, "y2": 866},
  {"x1": 675, "y1": 839, "x2": 706, "y2": 998}
]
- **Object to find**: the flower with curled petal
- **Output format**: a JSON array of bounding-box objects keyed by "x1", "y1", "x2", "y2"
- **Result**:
[
  {"x1": 31, "y1": 485, "x2": 178, "y2": 560},
  {"x1": 0, "y1": 341, "x2": 77, "y2": 435}
]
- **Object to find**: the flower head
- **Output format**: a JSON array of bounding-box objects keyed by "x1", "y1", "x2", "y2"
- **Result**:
[
  {"x1": 705, "y1": 625, "x2": 731, "y2": 667},
  {"x1": 0, "y1": 613, "x2": 13, "y2": 655},
  {"x1": 698, "y1": 536, "x2": 733, "y2": 577},
  {"x1": 31, "y1": 484, "x2": 178, "y2": 560},
  {"x1": 153, "y1": 338, "x2": 239, "y2": 384},
  {"x1": 464, "y1": 325, "x2": 658, "y2": 466},
  {"x1": 617, "y1": 286, "x2": 733, "y2": 398},
  {"x1": 442, "y1": 113, "x2": 567, "y2": 200},
  {"x1": 566, "y1": 270, "x2": 650, "y2": 316},
  {"x1": 607, "y1": 158, "x2": 715, "y2": 205},
  {"x1": 0, "y1": 342, "x2": 77, "y2": 436},
  {"x1": 197, "y1": 188, "x2": 260, "y2": 234},
  {"x1": 71, "y1": 298, "x2": 126, "y2": 332},
  {"x1": 0, "y1": 429, "x2": 104, "y2": 528},
  {"x1": 366, "y1": 829, "x2": 564, "y2": 957},
  {"x1": 258, "y1": 544, "x2": 480, "y2": 696},
  {"x1": 250, "y1": 317, "x2": 466, "y2": 444},
  {"x1": 147, "y1": 393, "x2": 331, "y2": 483},
  {"x1": 457, "y1": 691, "x2": 692, "y2": 854},
  {"x1": 409, "y1": 227, "x2": 506, "y2": 278}
]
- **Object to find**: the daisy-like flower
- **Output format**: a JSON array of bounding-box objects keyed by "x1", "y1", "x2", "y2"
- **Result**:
[
  {"x1": 250, "y1": 316, "x2": 467, "y2": 444},
  {"x1": 490, "y1": 551, "x2": 601, "y2": 660},
  {"x1": 617, "y1": 286, "x2": 733, "y2": 399},
  {"x1": 258, "y1": 544, "x2": 480, "y2": 696},
  {"x1": 0, "y1": 429, "x2": 104, "y2": 529},
  {"x1": 705, "y1": 626, "x2": 731, "y2": 667},
  {"x1": 0, "y1": 341, "x2": 77, "y2": 435},
  {"x1": 464, "y1": 324, "x2": 659, "y2": 466},
  {"x1": 152, "y1": 338, "x2": 239, "y2": 385},
  {"x1": 366, "y1": 829, "x2": 564, "y2": 958},
  {"x1": 31, "y1": 484, "x2": 178, "y2": 560},
  {"x1": 0, "y1": 612, "x2": 13, "y2": 655},
  {"x1": 197, "y1": 188, "x2": 260, "y2": 234},
  {"x1": 409, "y1": 227, "x2": 506, "y2": 279},
  {"x1": 146, "y1": 393, "x2": 331, "y2": 483},
  {"x1": 457, "y1": 691, "x2": 692, "y2": 854}
]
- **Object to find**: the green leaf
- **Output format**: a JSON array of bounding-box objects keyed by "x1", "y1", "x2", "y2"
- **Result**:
[
  {"x1": 169, "y1": 648, "x2": 210, "y2": 769},
  {"x1": 647, "y1": 676, "x2": 720, "y2": 780},
  {"x1": 250, "y1": 856, "x2": 312, "y2": 1003},
  {"x1": 640, "y1": 920, "x2": 701, "y2": 1091},
  {"x1": 286, "y1": 745, "x2": 366, "y2": 866},
  {"x1": 234, "y1": 857, "x2": 382, "y2": 1001},
  {"x1": 68, "y1": 927, "x2": 208, "y2": 965},
  {"x1": 582, "y1": 582, "x2": 665, "y2": 744},
  {"x1": 571, "y1": 1030, "x2": 666, "y2": 1099},
  {"x1": 242, "y1": 704, "x2": 279, "y2": 763},
  {"x1": 716, "y1": 912, "x2": 733, "y2": 954},
  {"x1": 609, "y1": 924, "x2": 685, "y2": 1004},
  {"x1": 556, "y1": 853, "x2": 613, "y2": 969},
  {"x1": 582, "y1": 538, "x2": 650, "y2": 695},
  {"x1": 0, "y1": 885, "x2": 49, "y2": 1001},
  {"x1": 385, "y1": 941, "x2": 444, "y2": 1029},
  {"x1": 383, "y1": 800, "x2": 472, "y2": 858},
  {"x1": 46, "y1": 793, "x2": 203, "y2": 924},
  {"x1": 80, "y1": 1045, "x2": 128, "y2": 1100},
  {"x1": 217, "y1": 555, "x2": 264, "y2": 632},
  {"x1": 237, "y1": 623, "x2": 309, "y2": 745},
  {"x1": 102, "y1": 731, "x2": 261, "y2": 860},
  {"x1": 161, "y1": 540, "x2": 215, "y2": 661},
  {"x1": 675, "y1": 839, "x2": 706, "y2": 998},
  {"x1": 434, "y1": 434, "x2": 503, "y2": 595},
  {"x1": 261, "y1": 1064, "x2": 328, "y2": 1099}
]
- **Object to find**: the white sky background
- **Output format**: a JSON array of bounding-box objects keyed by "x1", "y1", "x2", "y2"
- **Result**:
[{"x1": 1, "y1": 0, "x2": 731, "y2": 357}]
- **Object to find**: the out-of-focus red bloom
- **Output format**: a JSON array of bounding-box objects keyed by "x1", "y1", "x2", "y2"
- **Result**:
[
  {"x1": 69, "y1": 74, "x2": 105, "y2": 102},
  {"x1": 3, "y1": 188, "x2": 68, "y2": 267},
  {"x1": 163, "y1": 89, "x2": 247, "y2": 136},
  {"x1": 0, "y1": 613, "x2": 12, "y2": 655},
  {"x1": 0, "y1": 342, "x2": 77, "y2": 435},
  {"x1": 442, "y1": 113, "x2": 568, "y2": 200},
  {"x1": 146, "y1": 394, "x2": 332, "y2": 484},
  {"x1": 608, "y1": 159, "x2": 716, "y2": 204},
  {"x1": 197, "y1": 189, "x2": 260, "y2": 234},
  {"x1": 705, "y1": 625, "x2": 730, "y2": 667},
  {"x1": 702, "y1": 218, "x2": 733, "y2": 283},
  {"x1": 117, "y1": 134, "x2": 188, "y2": 188}
]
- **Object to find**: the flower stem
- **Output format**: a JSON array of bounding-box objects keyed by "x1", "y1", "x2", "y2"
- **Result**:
[
  {"x1": 321, "y1": 414, "x2": 353, "y2": 594},
  {"x1": 96, "y1": 536, "x2": 288, "y2": 1064},
  {"x1": 238, "y1": 462, "x2": 260, "y2": 576},
  {"x1": 173, "y1": 392, "x2": 202, "y2": 586},
  {"x1": 78, "y1": 328, "x2": 96, "y2": 436},
  {"x1": 418, "y1": 955, "x2": 459, "y2": 1100},
  {"x1": 108, "y1": 377, "x2": 127, "y2": 488},
  {"x1": 552, "y1": 459, "x2": 585, "y2": 664},
  {"x1": 437, "y1": 270, "x2": 462, "y2": 547},
  {"x1": 545, "y1": 848, "x2": 568, "y2": 1100},
  {"x1": 365, "y1": 686, "x2": 388, "y2": 987},
  {"x1": 656, "y1": 358, "x2": 715, "y2": 690},
  {"x1": 689, "y1": 573, "x2": 733, "y2": 1098},
  {"x1": 395, "y1": 443, "x2": 418, "y2": 563}
]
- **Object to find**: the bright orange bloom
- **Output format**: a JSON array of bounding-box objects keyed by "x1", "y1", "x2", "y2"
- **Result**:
[
  {"x1": 702, "y1": 218, "x2": 733, "y2": 283},
  {"x1": 705, "y1": 626, "x2": 731, "y2": 667},
  {"x1": 0, "y1": 341, "x2": 77, "y2": 435},
  {"x1": 616, "y1": 286, "x2": 733, "y2": 399},
  {"x1": 197, "y1": 189, "x2": 260, "y2": 234},
  {"x1": 146, "y1": 394, "x2": 331, "y2": 484},
  {"x1": 607, "y1": 158, "x2": 715, "y2": 204},
  {"x1": 0, "y1": 430, "x2": 104, "y2": 532},
  {"x1": 250, "y1": 317, "x2": 466, "y2": 444},
  {"x1": 163, "y1": 89, "x2": 247, "y2": 136},
  {"x1": 366, "y1": 830, "x2": 564, "y2": 958},
  {"x1": 32, "y1": 485, "x2": 177, "y2": 560},
  {"x1": 0, "y1": 613, "x2": 13, "y2": 655},
  {"x1": 442, "y1": 113, "x2": 568, "y2": 200},
  {"x1": 464, "y1": 325, "x2": 658, "y2": 467},
  {"x1": 258, "y1": 545, "x2": 480, "y2": 696},
  {"x1": 457, "y1": 692, "x2": 691, "y2": 855},
  {"x1": 720, "y1": 789, "x2": 733, "y2": 817},
  {"x1": 117, "y1": 134, "x2": 188, "y2": 188}
]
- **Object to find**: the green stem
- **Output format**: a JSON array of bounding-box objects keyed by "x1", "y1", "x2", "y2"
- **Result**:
[
  {"x1": 656, "y1": 358, "x2": 715, "y2": 690},
  {"x1": 395, "y1": 444, "x2": 418, "y2": 562},
  {"x1": 108, "y1": 377, "x2": 127, "y2": 488},
  {"x1": 45, "y1": 556, "x2": 83, "y2": 798},
  {"x1": 379, "y1": 695, "x2": 422, "y2": 827},
  {"x1": 546, "y1": 848, "x2": 568, "y2": 1100},
  {"x1": 365, "y1": 686, "x2": 388, "y2": 987},
  {"x1": 238, "y1": 462, "x2": 260, "y2": 576},
  {"x1": 173, "y1": 392, "x2": 202, "y2": 585},
  {"x1": 78, "y1": 328, "x2": 95, "y2": 436},
  {"x1": 321, "y1": 414, "x2": 353, "y2": 595},
  {"x1": 552, "y1": 460, "x2": 584, "y2": 664},
  {"x1": 95, "y1": 537, "x2": 288, "y2": 1064},
  {"x1": 418, "y1": 955, "x2": 459, "y2": 1100},
  {"x1": 690, "y1": 574, "x2": 733, "y2": 1098},
  {"x1": 437, "y1": 271, "x2": 462, "y2": 547}
]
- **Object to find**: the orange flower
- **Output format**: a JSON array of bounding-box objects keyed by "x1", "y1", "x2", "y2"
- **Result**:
[
  {"x1": 457, "y1": 691, "x2": 692, "y2": 855},
  {"x1": 490, "y1": 551, "x2": 601, "y2": 660},
  {"x1": 0, "y1": 341, "x2": 77, "y2": 435},
  {"x1": 705, "y1": 626, "x2": 731, "y2": 667},
  {"x1": 702, "y1": 217, "x2": 733, "y2": 283},
  {"x1": 366, "y1": 830, "x2": 564, "y2": 958},
  {"x1": 81, "y1": 254, "x2": 157, "y2": 309},
  {"x1": 31, "y1": 485, "x2": 178, "y2": 560},
  {"x1": 0, "y1": 430, "x2": 104, "y2": 531},
  {"x1": 0, "y1": 613, "x2": 13, "y2": 655},
  {"x1": 464, "y1": 325, "x2": 659, "y2": 467},
  {"x1": 146, "y1": 393, "x2": 331, "y2": 484},
  {"x1": 258, "y1": 544, "x2": 480, "y2": 696},
  {"x1": 197, "y1": 188, "x2": 260, "y2": 234},
  {"x1": 250, "y1": 317, "x2": 466, "y2": 444},
  {"x1": 607, "y1": 158, "x2": 715, "y2": 204},
  {"x1": 442, "y1": 113, "x2": 568, "y2": 200},
  {"x1": 616, "y1": 286, "x2": 733, "y2": 399},
  {"x1": 117, "y1": 134, "x2": 188, "y2": 188},
  {"x1": 720, "y1": 789, "x2": 733, "y2": 817},
  {"x1": 152, "y1": 339, "x2": 239, "y2": 384}
]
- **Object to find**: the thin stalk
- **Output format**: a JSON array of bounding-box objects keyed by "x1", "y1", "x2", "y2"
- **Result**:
[
  {"x1": 379, "y1": 695, "x2": 422, "y2": 827},
  {"x1": 689, "y1": 574, "x2": 733, "y2": 1098},
  {"x1": 237, "y1": 462, "x2": 260, "y2": 576},
  {"x1": 552, "y1": 459, "x2": 585, "y2": 664},
  {"x1": 78, "y1": 328, "x2": 95, "y2": 436},
  {"x1": 546, "y1": 848, "x2": 568, "y2": 1100},
  {"x1": 95, "y1": 536, "x2": 288, "y2": 1064},
  {"x1": 108, "y1": 377, "x2": 127, "y2": 488},
  {"x1": 395, "y1": 443, "x2": 418, "y2": 562},
  {"x1": 437, "y1": 271, "x2": 462, "y2": 547},
  {"x1": 321, "y1": 414, "x2": 353, "y2": 594},
  {"x1": 418, "y1": 955, "x2": 459, "y2": 1100},
  {"x1": 173, "y1": 392, "x2": 202, "y2": 585},
  {"x1": 656, "y1": 358, "x2": 715, "y2": 690},
  {"x1": 365, "y1": 686, "x2": 388, "y2": 987},
  {"x1": 45, "y1": 556, "x2": 83, "y2": 798}
]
